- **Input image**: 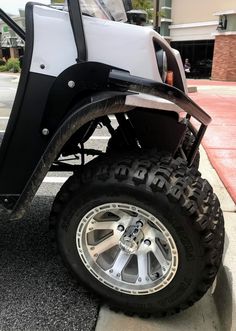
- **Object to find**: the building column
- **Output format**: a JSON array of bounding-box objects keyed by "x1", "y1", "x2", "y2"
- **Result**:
[
  {"x1": 10, "y1": 47, "x2": 19, "y2": 58},
  {"x1": 160, "y1": 0, "x2": 172, "y2": 40},
  {"x1": 212, "y1": 35, "x2": 236, "y2": 81},
  {"x1": 212, "y1": 12, "x2": 236, "y2": 81}
]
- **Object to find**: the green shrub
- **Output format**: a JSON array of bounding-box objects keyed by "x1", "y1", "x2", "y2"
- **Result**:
[
  {"x1": 6, "y1": 58, "x2": 20, "y2": 73},
  {"x1": 0, "y1": 65, "x2": 7, "y2": 72}
]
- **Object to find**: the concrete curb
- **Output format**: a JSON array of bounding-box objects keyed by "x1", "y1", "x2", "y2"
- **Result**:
[
  {"x1": 95, "y1": 147, "x2": 236, "y2": 331},
  {"x1": 200, "y1": 147, "x2": 236, "y2": 331},
  {"x1": 0, "y1": 72, "x2": 20, "y2": 83},
  {"x1": 213, "y1": 212, "x2": 236, "y2": 331},
  {"x1": 96, "y1": 294, "x2": 219, "y2": 331},
  {"x1": 0, "y1": 72, "x2": 20, "y2": 77},
  {"x1": 11, "y1": 77, "x2": 20, "y2": 83},
  {"x1": 188, "y1": 86, "x2": 198, "y2": 93}
]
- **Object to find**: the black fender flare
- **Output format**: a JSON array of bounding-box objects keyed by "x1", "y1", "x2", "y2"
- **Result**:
[
  {"x1": 10, "y1": 94, "x2": 132, "y2": 220},
  {"x1": 10, "y1": 62, "x2": 212, "y2": 219}
]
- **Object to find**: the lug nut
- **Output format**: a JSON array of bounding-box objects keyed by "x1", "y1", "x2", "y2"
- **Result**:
[
  {"x1": 136, "y1": 220, "x2": 143, "y2": 227},
  {"x1": 117, "y1": 225, "x2": 124, "y2": 232},
  {"x1": 144, "y1": 239, "x2": 151, "y2": 246}
]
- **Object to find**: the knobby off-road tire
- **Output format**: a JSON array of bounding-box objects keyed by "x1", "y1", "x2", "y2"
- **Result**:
[
  {"x1": 182, "y1": 127, "x2": 200, "y2": 170},
  {"x1": 50, "y1": 152, "x2": 224, "y2": 317}
]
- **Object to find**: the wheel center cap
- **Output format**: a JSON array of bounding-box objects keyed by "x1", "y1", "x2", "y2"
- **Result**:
[
  {"x1": 119, "y1": 237, "x2": 138, "y2": 254},
  {"x1": 119, "y1": 225, "x2": 144, "y2": 254}
]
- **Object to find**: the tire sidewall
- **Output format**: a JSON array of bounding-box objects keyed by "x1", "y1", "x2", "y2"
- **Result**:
[{"x1": 56, "y1": 180, "x2": 205, "y2": 313}]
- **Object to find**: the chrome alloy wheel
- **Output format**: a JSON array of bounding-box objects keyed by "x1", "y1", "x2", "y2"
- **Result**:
[{"x1": 76, "y1": 203, "x2": 178, "y2": 295}]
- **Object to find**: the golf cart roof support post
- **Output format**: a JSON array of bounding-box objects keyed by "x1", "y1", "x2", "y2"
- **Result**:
[
  {"x1": 67, "y1": 0, "x2": 87, "y2": 62},
  {"x1": 0, "y1": 8, "x2": 25, "y2": 41}
]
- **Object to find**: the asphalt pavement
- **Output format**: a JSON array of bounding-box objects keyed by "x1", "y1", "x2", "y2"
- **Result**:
[
  {"x1": 0, "y1": 73, "x2": 99, "y2": 331},
  {"x1": 0, "y1": 194, "x2": 99, "y2": 331}
]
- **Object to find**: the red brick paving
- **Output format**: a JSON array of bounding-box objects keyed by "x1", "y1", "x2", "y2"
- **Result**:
[
  {"x1": 188, "y1": 80, "x2": 236, "y2": 203},
  {"x1": 188, "y1": 79, "x2": 236, "y2": 86}
]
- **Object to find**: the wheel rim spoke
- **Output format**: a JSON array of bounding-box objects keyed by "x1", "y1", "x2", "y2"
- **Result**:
[
  {"x1": 89, "y1": 220, "x2": 116, "y2": 231},
  {"x1": 92, "y1": 234, "x2": 118, "y2": 257},
  {"x1": 137, "y1": 253, "x2": 149, "y2": 283},
  {"x1": 109, "y1": 250, "x2": 131, "y2": 275},
  {"x1": 152, "y1": 242, "x2": 169, "y2": 271},
  {"x1": 109, "y1": 209, "x2": 134, "y2": 225}
]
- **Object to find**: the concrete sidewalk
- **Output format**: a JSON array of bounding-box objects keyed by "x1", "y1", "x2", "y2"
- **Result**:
[
  {"x1": 189, "y1": 79, "x2": 236, "y2": 203},
  {"x1": 188, "y1": 80, "x2": 236, "y2": 331}
]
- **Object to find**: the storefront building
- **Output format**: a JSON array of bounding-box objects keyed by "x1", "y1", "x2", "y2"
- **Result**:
[
  {"x1": 1, "y1": 1, "x2": 236, "y2": 80},
  {"x1": 0, "y1": 13, "x2": 25, "y2": 60},
  {"x1": 160, "y1": 0, "x2": 236, "y2": 80}
]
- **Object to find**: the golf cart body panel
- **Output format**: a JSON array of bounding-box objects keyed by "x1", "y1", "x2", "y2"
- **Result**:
[
  {"x1": 30, "y1": 4, "x2": 185, "y2": 89},
  {"x1": 0, "y1": 1, "x2": 210, "y2": 218},
  {"x1": 30, "y1": 5, "x2": 188, "y2": 94}
]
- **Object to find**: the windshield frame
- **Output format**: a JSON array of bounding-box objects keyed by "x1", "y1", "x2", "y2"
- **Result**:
[
  {"x1": 79, "y1": 0, "x2": 127, "y2": 22},
  {"x1": 79, "y1": 0, "x2": 111, "y2": 20}
]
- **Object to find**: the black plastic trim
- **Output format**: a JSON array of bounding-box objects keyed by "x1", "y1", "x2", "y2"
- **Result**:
[
  {"x1": 0, "y1": 2, "x2": 35, "y2": 166},
  {"x1": 0, "y1": 73, "x2": 55, "y2": 196},
  {"x1": 42, "y1": 62, "x2": 131, "y2": 135},
  {"x1": 10, "y1": 94, "x2": 132, "y2": 219}
]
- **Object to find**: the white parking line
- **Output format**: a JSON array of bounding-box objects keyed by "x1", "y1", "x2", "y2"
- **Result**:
[
  {"x1": 43, "y1": 177, "x2": 68, "y2": 183},
  {"x1": 90, "y1": 136, "x2": 109, "y2": 140},
  {"x1": 0, "y1": 88, "x2": 16, "y2": 91},
  {"x1": 0, "y1": 131, "x2": 109, "y2": 184},
  {"x1": 0, "y1": 117, "x2": 115, "y2": 121},
  {"x1": 0, "y1": 131, "x2": 109, "y2": 139}
]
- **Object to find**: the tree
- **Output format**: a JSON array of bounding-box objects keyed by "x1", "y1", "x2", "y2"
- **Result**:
[{"x1": 132, "y1": 0, "x2": 153, "y2": 21}]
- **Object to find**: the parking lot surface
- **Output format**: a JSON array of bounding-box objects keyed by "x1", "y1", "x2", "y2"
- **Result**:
[{"x1": 0, "y1": 73, "x2": 99, "y2": 331}]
